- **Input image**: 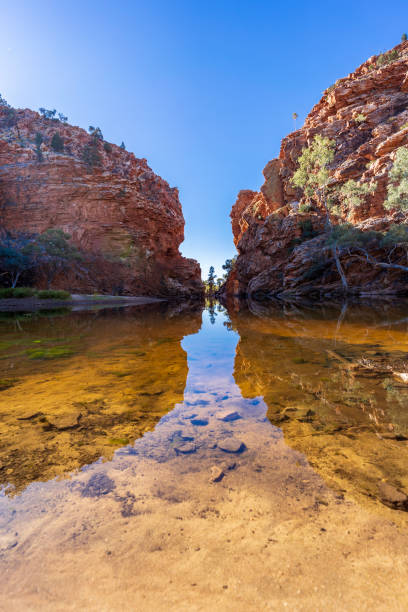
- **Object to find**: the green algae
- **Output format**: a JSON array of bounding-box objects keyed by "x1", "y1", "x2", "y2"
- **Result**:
[{"x1": 26, "y1": 346, "x2": 76, "y2": 360}]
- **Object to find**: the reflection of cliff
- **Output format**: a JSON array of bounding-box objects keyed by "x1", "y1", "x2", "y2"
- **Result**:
[
  {"x1": 231, "y1": 302, "x2": 408, "y2": 512},
  {"x1": 0, "y1": 304, "x2": 202, "y2": 494}
]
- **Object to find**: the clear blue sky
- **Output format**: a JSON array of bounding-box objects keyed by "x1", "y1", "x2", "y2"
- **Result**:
[{"x1": 1, "y1": 1, "x2": 407, "y2": 278}]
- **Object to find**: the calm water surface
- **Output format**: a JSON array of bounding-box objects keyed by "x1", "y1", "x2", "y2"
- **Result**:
[{"x1": 0, "y1": 301, "x2": 408, "y2": 610}]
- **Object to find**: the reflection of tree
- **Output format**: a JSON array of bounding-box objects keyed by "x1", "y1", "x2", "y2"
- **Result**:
[
  {"x1": 207, "y1": 299, "x2": 216, "y2": 324},
  {"x1": 230, "y1": 303, "x2": 408, "y2": 512}
]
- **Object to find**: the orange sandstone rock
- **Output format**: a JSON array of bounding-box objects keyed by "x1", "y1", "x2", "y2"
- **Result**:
[
  {"x1": 0, "y1": 107, "x2": 202, "y2": 297},
  {"x1": 227, "y1": 42, "x2": 408, "y2": 298}
]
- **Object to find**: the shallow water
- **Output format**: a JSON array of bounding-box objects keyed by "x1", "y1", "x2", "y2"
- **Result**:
[{"x1": 0, "y1": 301, "x2": 408, "y2": 610}]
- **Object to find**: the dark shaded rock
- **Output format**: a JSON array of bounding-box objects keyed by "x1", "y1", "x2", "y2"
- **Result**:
[{"x1": 81, "y1": 472, "x2": 116, "y2": 498}]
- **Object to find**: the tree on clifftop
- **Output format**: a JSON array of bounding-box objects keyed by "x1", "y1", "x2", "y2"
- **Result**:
[
  {"x1": 291, "y1": 135, "x2": 350, "y2": 291},
  {"x1": 206, "y1": 266, "x2": 216, "y2": 295}
]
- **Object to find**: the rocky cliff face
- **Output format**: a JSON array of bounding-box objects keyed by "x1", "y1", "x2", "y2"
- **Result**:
[
  {"x1": 0, "y1": 107, "x2": 202, "y2": 297},
  {"x1": 227, "y1": 41, "x2": 408, "y2": 298}
]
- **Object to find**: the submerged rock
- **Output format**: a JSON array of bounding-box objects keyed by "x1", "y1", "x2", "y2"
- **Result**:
[
  {"x1": 209, "y1": 466, "x2": 224, "y2": 482},
  {"x1": 81, "y1": 473, "x2": 116, "y2": 498},
  {"x1": 378, "y1": 482, "x2": 408, "y2": 510},
  {"x1": 218, "y1": 438, "x2": 245, "y2": 453},
  {"x1": 174, "y1": 442, "x2": 196, "y2": 455},
  {"x1": 216, "y1": 410, "x2": 241, "y2": 422}
]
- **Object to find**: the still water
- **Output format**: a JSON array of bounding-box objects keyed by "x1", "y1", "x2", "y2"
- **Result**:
[{"x1": 0, "y1": 301, "x2": 407, "y2": 610}]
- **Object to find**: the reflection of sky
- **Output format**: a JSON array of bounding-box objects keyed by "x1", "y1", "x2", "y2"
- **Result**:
[{"x1": 182, "y1": 308, "x2": 240, "y2": 399}]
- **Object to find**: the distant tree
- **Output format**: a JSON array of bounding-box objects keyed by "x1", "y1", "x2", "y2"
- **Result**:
[
  {"x1": 222, "y1": 257, "x2": 237, "y2": 278},
  {"x1": 0, "y1": 232, "x2": 40, "y2": 287},
  {"x1": 88, "y1": 126, "x2": 104, "y2": 140},
  {"x1": 50, "y1": 132, "x2": 64, "y2": 153},
  {"x1": 120, "y1": 141, "x2": 126, "y2": 150},
  {"x1": 0, "y1": 94, "x2": 10, "y2": 107},
  {"x1": 103, "y1": 141, "x2": 112, "y2": 153},
  {"x1": 34, "y1": 132, "x2": 44, "y2": 161},
  {"x1": 39, "y1": 108, "x2": 57, "y2": 120},
  {"x1": 292, "y1": 112, "x2": 298, "y2": 130},
  {"x1": 216, "y1": 277, "x2": 224, "y2": 290},
  {"x1": 58, "y1": 112, "x2": 68, "y2": 123},
  {"x1": 402, "y1": 33, "x2": 407, "y2": 42},
  {"x1": 384, "y1": 147, "x2": 408, "y2": 212},
  {"x1": 207, "y1": 266, "x2": 216, "y2": 294},
  {"x1": 35, "y1": 229, "x2": 82, "y2": 288}
]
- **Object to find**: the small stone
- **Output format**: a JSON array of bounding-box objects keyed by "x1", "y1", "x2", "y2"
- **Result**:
[
  {"x1": 209, "y1": 466, "x2": 224, "y2": 482},
  {"x1": 47, "y1": 411, "x2": 81, "y2": 430},
  {"x1": 216, "y1": 410, "x2": 241, "y2": 422},
  {"x1": 175, "y1": 442, "x2": 196, "y2": 455},
  {"x1": 218, "y1": 438, "x2": 245, "y2": 453},
  {"x1": 191, "y1": 418, "x2": 208, "y2": 426},
  {"x1": 378, "y1": 482, "x2": 408, "y2": 509}
]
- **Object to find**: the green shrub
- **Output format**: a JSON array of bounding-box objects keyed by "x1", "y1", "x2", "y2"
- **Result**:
[
  {"x1": 50, "y1": 132, "x2": 64, "y2": 152},
  {"x1": 354, "y1": 113, "x2": 367, "y2": 123},
  {"x1": 298, "y1": 202, "x2": 312, "y2": 213},
  {"x1": 377, "y1": 49, "x2": 399, "y2": 67},
  {"x1": 13, "y1": 287, "x2": 36, "y2": 298},
  {"x1": 0, "y1": 287, "x2": 35, "y2": 298},
  {"x1": 37, "y1": 289, "x2": 71, "y2": 300},
  {"x1": 298, "y1": 219, "x2": 317, "y2": 240}
]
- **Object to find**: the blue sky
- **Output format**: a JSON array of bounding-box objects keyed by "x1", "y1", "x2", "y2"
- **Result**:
[{"x1": 1, "y1": 1, "x2": 407, "y2": 278}]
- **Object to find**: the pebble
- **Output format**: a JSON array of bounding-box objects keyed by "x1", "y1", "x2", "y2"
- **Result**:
[
  {"x1": 218, "y1": 438, "x2": 245, "y2": 453},
  {"x1": 209, "y1": 466, "x2": 224, "y2": 482},
  {"x1": 216, "y1": 410, "x2": 241, "y2": 422}
]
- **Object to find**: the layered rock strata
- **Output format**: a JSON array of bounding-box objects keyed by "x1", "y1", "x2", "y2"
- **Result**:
[
  {"x1": 0, "y1": 107, "x2": 202, "y2": 297},
  {"x1": 227, "y1": 42, "x2": 408, "y2": 297}
]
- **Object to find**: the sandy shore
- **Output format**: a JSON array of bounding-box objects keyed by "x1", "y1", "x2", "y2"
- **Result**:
[{"x1": 0, "y1": 294, "x2": 165, "y2": 311}]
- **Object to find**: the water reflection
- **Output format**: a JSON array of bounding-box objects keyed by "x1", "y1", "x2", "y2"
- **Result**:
[
  {"x1": 1, "y1": 301, "x2": 408, "y2": 608},
  {"x1": 0, "y1": 302, "x2": 202, "y2": 494},
  {"x1": 230, "y1": 299, "x2": 408, "y2": 511}
]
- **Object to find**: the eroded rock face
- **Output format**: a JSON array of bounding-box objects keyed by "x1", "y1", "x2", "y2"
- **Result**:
[
  {"x1": 0, "y1": 107, "x2": 202, "y2": 297},
  {"x1": 227, "y1": 42, "x2": 408, "y2": 297}
]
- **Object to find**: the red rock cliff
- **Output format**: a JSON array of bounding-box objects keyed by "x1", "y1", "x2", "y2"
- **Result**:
[
  {"x1": 228, "y1": 41, "x2": 408, "y2": 297},
  {"x1": 0, "y1": 107, "x2": 202, "y2": 297}
]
